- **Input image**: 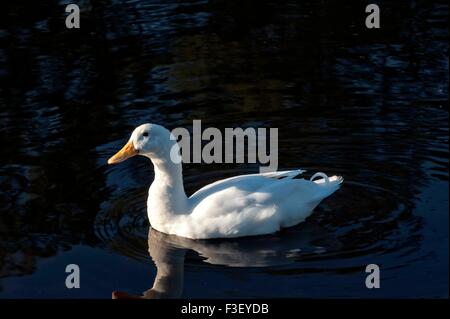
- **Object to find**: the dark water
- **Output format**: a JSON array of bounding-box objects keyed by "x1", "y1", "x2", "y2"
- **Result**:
[{"x1": 0, "y1": 0, "x2": 448, "y2": 298}]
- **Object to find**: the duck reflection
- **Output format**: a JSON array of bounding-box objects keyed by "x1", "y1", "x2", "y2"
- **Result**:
[
  {"x1": 112, "y1": 229, "x2": 186, "y2": 299},
  {"x1": 112, "y1": 224, "x2": 339, "y2": 299}
]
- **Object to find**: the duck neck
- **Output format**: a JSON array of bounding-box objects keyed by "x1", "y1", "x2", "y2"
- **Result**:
[
  {"x1": 148, "y1": 155, "x2": 188, "y2": 216},
  {"x1": 152, "y1": 157, "x2": 184, "y2": 188}
]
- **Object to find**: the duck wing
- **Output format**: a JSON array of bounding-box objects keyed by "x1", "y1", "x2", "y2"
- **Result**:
[
  {"x1": 182, "y1": 170, "x2": 342, "y2": 239},
  {"x1": 189, "y1": 169, "x2": 305, "y2": 204}
]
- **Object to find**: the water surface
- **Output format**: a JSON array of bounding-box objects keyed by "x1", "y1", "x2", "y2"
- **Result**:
[{"x1": 0, "y1": 0, "x2": 448, "y2": 298}]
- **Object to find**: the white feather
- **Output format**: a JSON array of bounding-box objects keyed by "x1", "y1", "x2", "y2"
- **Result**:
[{"x1": 110, "y1": 124, "x2": 343, "y2": 239}]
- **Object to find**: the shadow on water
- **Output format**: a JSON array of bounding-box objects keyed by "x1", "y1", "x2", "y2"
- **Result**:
[{"x1": 0, "y1": 0, "x2": 448, "y2": 297}]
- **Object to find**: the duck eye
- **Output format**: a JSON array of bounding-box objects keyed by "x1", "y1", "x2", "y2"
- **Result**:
[{"x1": 143, "y1": 132, "x2": 149, "y2": 137}]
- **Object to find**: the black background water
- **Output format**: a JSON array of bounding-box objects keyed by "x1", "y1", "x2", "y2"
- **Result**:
[{"x1": 0, "y1": 0, "x2": 448, "y2": 298}]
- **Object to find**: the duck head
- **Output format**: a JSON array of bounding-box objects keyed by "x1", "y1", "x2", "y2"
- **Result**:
[{"x1": 107, "y1": 123, "x2": 177, "y2": 164}]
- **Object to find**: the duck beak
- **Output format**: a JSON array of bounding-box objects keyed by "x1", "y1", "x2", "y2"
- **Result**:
[{"x1": 107, "y1": 140, "x2": 138, "y2": 164}]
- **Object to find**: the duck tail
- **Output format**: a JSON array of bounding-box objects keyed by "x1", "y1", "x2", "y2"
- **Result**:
[{"x1": 310, "y1": 172, "x2": 344, "y2": 194}]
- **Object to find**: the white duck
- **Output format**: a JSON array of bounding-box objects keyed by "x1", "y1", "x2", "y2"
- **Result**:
[{"x1": 107, "y1": 123, "x2": 343, "y2": 239}]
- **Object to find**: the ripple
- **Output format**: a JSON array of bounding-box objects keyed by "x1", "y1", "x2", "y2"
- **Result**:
[
  {"x1": 94, "y1": 177, "x2": 422, "y2": 272},
  {"x1": 95, "y1": 188, "x2": 149, "y2": 263}
]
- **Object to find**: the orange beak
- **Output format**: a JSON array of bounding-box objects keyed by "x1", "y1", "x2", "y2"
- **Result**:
[{"x1": 107, "y1": 140, "x2": 138, "y2": 164}]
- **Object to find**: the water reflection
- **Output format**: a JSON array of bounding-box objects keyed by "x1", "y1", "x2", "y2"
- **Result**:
[
  {"x1": 112, "y1": 224, "x2": 341, "y2": 299},
  {"x1": 113, "y1": 229, "x2": 186, "y2": 299}
]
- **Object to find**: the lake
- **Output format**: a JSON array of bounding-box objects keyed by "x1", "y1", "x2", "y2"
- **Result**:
[{"x1": 0, "y1": 0, "x2": 448, "y2": 298}]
